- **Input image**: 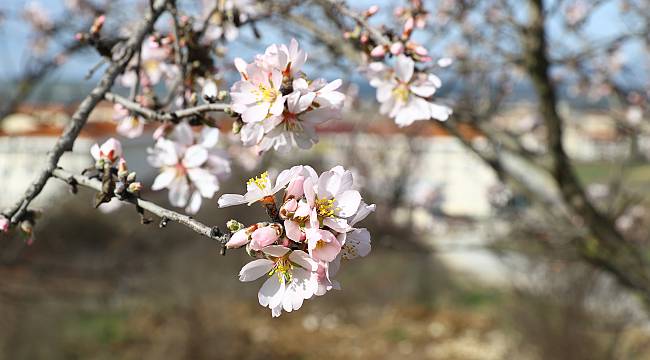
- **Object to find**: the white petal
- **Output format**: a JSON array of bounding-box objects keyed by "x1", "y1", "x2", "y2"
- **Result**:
[
  {"x1": 218, "y1": 194, "x2": 246, "y2": 207},
  {"x1": 242, "y1": 103, "x2": 270, "y2": 123},
  {"x1": 168, "y1": 177, "x2": 190, "y2": 207},
  {"x1": 182, "y1": 145, "x2": 209, "y2": 168},
  {"x1": 395, "y1": 55, "x2": 414, "y2": 82},
  {"x1": 185, "y1": 190, "x2": 203, "y2": 214},
  {"x1": 258, "y1": 276, "x2": 284, "y2": 308},
  {"x1": 239, "y1": 259, "x2": 275, "y2": 282},
  {"x1": 336, "y1": 190, "x2": 362, "y2": 217},
  {"x1": 187, "y1": 168, "x2": 218, "y2": 197},
  {"x1": 151, "y1": 168, "x2": 177, "y2": 191},
  {"x1": 289, "y1": 250, "x2": 317, "y2": 271}
]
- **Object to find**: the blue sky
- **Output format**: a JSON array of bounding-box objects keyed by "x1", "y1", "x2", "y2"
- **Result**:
[{"x1": 0, "y1": 0, "x2": 644, "y2": 84}]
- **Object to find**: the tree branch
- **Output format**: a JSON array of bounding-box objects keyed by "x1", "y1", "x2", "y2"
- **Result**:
[
  {"x1": 104, "y1": 92, "x2": 229, "y2": 123},
  {"x1": 2, "y1": 0, "x2": 170, "y2": 224},
  {"x1": 51, "y1": 168, "x2": 226, "y2": 242}
]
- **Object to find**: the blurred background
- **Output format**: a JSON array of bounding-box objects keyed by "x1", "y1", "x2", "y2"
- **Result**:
[{"x1": 2, "y1": 0, "x2": 650, "y2": 359}]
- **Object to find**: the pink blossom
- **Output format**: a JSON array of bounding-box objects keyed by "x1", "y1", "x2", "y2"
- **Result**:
[
  {"x1": 250, "y1": 225, "x2": 281, "y2": 251},
  {"x1": 148, "y1": 123, "x2": 230, "y2": 214},
  {"x1": 238, "y1": 245, "x2": 317, "y2": 317},
  {"x1": 90, "y1": 138, "x2": 122, "y2": 164}
]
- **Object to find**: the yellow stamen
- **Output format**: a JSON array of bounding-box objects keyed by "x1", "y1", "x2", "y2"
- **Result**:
[
  {"x1": 268, "y1": 256, "x2": 293, "y2": 283},
  {"x1": 392, "y1": 83, "x2": 410, "y2": 102},
  {"x1": 315, "y1": 198, "x2": 337, "y2": 218},
  {"x1": 247, "y1": 171, "x2": 269, "y2": 190}
]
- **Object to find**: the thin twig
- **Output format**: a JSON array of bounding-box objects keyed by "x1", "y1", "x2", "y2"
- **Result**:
[
  {"x1": 104, "y1": 92, "x2": 229, "y2": 122},
  {"x1": 51, "y1": 168, "x2": 226, "y2": 242}
]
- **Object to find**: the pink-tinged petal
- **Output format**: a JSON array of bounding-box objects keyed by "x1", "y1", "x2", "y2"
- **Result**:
[
  {"x1": 262, "y1": 245, "x2": 290, "y2": 257},
  {"x1": 395, "y1": 55, "x2": 414, "y2": 82},
  {"x1": 335, "y1": 190, "x2": 362, "y2": 217},
  {"x1": 182, "y1": 145, "x2": 208, "y2": 168},
  {"x1": 242, "y1": 102, "x2": 270, "y2": 123},
  {"x1": 289, "y1": 250, "x2": 317, "y2": 271},
  {"x1": 226, "y1": 228, "x2": 251, "y2": 249},
  {"x1": 284, "y1": 219, "x2": 304, "y2": 243},
  {"x1": 303, "y1": 177, "x2": 316, "y2": 207},
  {"x1": 281, "y1": 198, "x2": 298, "y2": 213},
  {"x1": 173, "y1": 122, "x2": 194, "y2": 147},
  {"x1": 259, "y1": 276, "x2": 285, "y2": 308},
  {"x1": 0, "y1": 217, "x2": 9, "y2": 233},
  {"x1": 168, "y1": 177, "x2": 190, "y2": 207},
  {"x1": 428, "y1": 73, "x2": 442, "y2": 88},
  {"x1": 286, "y1": 176, "x2": 305, "y2": 198},
  {"x1": 185, "y1": 190, "x2": 202, "y2": 214},
  {"x1": 250, "y1": 226, "x2": 280, "y2": 250},
  {"x1": 218, "y1": 194, "x2": 246, "y2": 207},
  {"x1": 273, "y1": 165, "x2": 302, "y2": 193},
  {"x1": 234, "y1": 57, "x2": 248, "y2": 76},
  {"x1": 101, "y1": 138, "x2": 123, "y2": 162},
  {"x1": 151, "y1": 168, "x2": 178, "y2": 191},
  {"x1": 239, "y1": 259, "x2": 274, "y2": 281},
  {"x1": 116, "y1": 116, "x2": 144, "y2": 139}
]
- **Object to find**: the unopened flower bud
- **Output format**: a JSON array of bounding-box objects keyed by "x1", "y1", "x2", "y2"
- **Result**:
[
  {"x1": 114, "y1": 182, "x2": 126, "y2": 195},
  {"x1": 0, "y1": 216, "x2": 9, "y2": 233},
  {"x1": 127, "y1": 182, "x2": 142, "y2": 194},
  {"x1": 370, "y1": 45, "x2": 386, "y2": 57},
  {"x1": 227, "y1": 219, "x2": 245, "y2": 232},
  {"x1": 226, "y1": 228, "x2": 250, "y2": 249},
  {"x1": 403, "y1": 17, "x2": 415, "y2": 37},
  {"x1": 118, "y1": 158, "x2": 128, "y2": 176},
  {"x1": 127, "y1": 172, "x2": 137, "y2": 183},
  {"x1": 232, "y1": 118, "x2": 243, "y2": 134},
  {"x1": 364, "y1": 5, "x2": 379, "y2": 17},
  {"x1": 390, "y1": 42, "x2": 404, "y2": 55}
]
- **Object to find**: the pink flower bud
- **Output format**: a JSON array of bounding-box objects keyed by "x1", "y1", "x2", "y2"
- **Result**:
[
  {"x1": 390, "y1": 42, "x2": 404, "y2": 55},
  {"x1": 118, "y1": 158, "x2": 128, "y2": 173},
  {"x1": 0, "y1": 216, "x2": 9, "y2": 233},
  {"x1": 91, "y1": 138, "x2": 123, "y2": 163},
  {"x1": 413, "y1": 45, "x2": 428, "y2": 56},
  {"x1": 250, "y1": 226, "x2": 280, "y2": 251},
  {"x1": 403, "y1": 17, "x2": 415, "y2": 37},
  {"x1": 281, "y1": 198, "x2": 298, "y2": 213},
  {"x1": 127, "y1": 182, "x2": 142, "y2": 193},
  {"x1": 370, "y1": 45, "x2": 386, "y2": 57},
  {"x1": 226, "y1": 228, "x2": 250, "y2": 249},
  {"x1": 364, "y1": 5, "x2": 379, "y2": 17},
  {"x1": 360, "y1": 34, "x2": 369, "y2": 44}
]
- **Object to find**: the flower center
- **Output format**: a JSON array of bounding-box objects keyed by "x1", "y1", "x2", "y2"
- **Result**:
[
  {"x1": 315, "y1": 198, "x2": 336, "y2": 218},
  {"x1": 247, "y1": 171, "x2": 269, "y2": 190},
  {"x1": 254, "y1": 84, "x2": 279, "y2": 104},
  {"x1": 392, "y1": 83, "x2": 410, "y2": 102},
  {"x1": 269, "y1": 256, "x2": 293, "y2": 283},
  {"x1": 316, "y1": 239, "x2": 328, "y2": 249}
]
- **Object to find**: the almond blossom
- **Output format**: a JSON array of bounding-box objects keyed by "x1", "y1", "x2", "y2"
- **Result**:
[
  {"x1": 225, "y1": 165, "x2": 374, "y2": 316},
  {"x1": 148, "y1": 122, "x2": 231, "y2": 214},
  {"x1": 229, "y1": 39, "x2": 345, "y2": 153},
  {"x1": 239, "y1": 245, "x2": 318, "y2": 317},
  {"x1": 0, "y1": 216, "x2": 9, "y2": 233},
  {"x1": 368, "y1": 54, "x2": 452, "y2": 126},
  {"x1": 90, "y1": 138, "x2": 123, "y2": 164},
  {"x1": 217, "y1": 165, "x2": 304, "y2": 207},
  {"x1": 113, "y1": 104, "x2": 145, "y2": 139}
]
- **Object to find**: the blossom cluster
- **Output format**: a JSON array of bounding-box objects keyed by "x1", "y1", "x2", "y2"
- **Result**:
[
  {"x1": 229, "y1": 39, "x2": 346, "y2": 153},
  {"x1": 147, "y1": 122, "x2": 231, "y2": 214},
  {"x1": 90, "y1": 138, "x2": 143, "y2": 202},
  {"x1": 218, "y1": 165, "x2": 374, "y2": 317}
]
